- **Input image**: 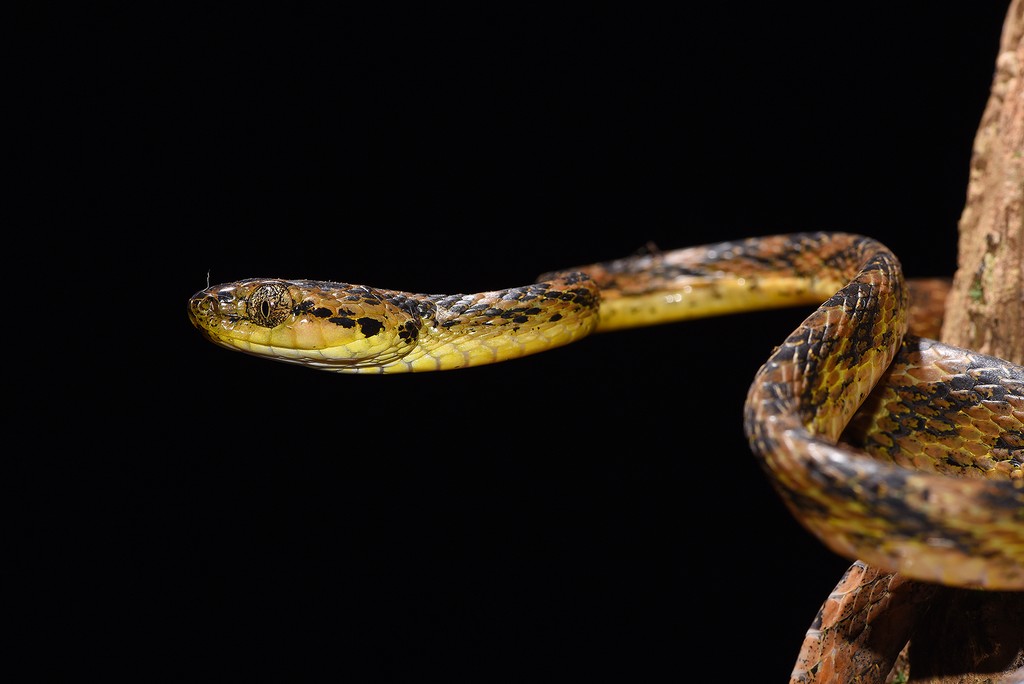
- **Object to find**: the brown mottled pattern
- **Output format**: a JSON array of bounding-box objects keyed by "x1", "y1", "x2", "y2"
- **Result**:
[
  {"x1": 790, "y1": 562, "x2": 936, "y2": 684},
  {"x1": 190, "y1": 232, "x2": 1024, "y2": 681},
  {"x1": 846, "y1": 337, "x2": 1024, "y2": 479},
  {"x1": 541, "y1": 232, "x2": 865, "y2": 297},
  {"x1": 739, "y1": 237, "x2": 1023, "y2": 592}
]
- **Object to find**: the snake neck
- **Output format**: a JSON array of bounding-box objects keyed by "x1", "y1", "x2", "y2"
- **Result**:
[{"x1": 381, "y1": 273, "x2": 603, "y2": 373}]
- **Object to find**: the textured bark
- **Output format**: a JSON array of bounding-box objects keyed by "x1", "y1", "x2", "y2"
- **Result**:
[
  {"x1": 908, "y1": 1, "x2": 1024, "y2": 683},
  {"x1": 942, "y1": 0, "x2": 1024, "y2": 365}
]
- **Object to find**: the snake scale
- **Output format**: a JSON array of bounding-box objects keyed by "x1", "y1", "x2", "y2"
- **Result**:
[{"x1": 189, "y1": 232, "x2": 1023, "y2": 682}]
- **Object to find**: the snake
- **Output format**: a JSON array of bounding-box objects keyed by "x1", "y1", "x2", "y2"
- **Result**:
[{"x1": 188, "y1": 232, "x2": 1023, "y2": 681}]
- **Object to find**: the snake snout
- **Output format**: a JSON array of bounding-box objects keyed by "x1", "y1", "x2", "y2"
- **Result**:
[{"x1": 188, "y1": 289, "x2": 232, "y2": 328}]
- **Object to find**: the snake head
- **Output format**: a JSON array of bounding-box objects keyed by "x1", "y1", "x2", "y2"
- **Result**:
[{"x1": 188, "y1": 278, "x2": 420, "y2": 371}]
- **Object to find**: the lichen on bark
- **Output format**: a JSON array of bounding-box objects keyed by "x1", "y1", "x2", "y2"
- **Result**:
[
  {"x1": 942, "y1": 0, "x2": 1024, "y2": 365},
  {"x1": 906, "y1": 1, "x2": 1024, "y2": 682}
]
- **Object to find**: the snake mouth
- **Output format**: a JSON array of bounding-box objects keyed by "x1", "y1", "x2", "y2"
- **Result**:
[
  {"x1": 190, "y1": 328, "x2": 401, "y2": 373},
  {"x1": 185, "y1": 305, "x2": 316, "y2": 365},
  {"x1": 188, "y1": 286, "x2": 272, "y2": 345},
  {"x1": 188, "y1": 294, "x2": 248, "y2": 354},
  {"x1": 188, "y1": 288, "x2": 270, "y2": 356},
  {"x1": 188, "y1": 292, "x2": 250, "y2": 352}
]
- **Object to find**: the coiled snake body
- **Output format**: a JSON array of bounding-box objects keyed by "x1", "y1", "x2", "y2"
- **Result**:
[{"x1": 189, "y1": 232, "x2": 1023, "y2": 680}]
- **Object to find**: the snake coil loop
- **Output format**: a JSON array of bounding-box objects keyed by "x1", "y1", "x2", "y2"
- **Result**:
[{"x1": 189, "y1": 232, "x2": 1024, "y2": 680}]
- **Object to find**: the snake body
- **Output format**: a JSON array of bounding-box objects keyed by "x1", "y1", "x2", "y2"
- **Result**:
[{"x1": 189, "y1": 232, "x2": 1024, "y2": 677}]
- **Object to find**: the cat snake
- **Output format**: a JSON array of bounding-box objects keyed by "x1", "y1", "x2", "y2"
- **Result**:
[{"x1": 189, "y1": 232, "x2": 1023, "y2": 681}]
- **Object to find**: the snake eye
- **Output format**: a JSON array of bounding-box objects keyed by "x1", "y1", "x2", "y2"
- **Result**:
[{"x1": 247, "y1": 282, "x2": 293, "y2": 328}]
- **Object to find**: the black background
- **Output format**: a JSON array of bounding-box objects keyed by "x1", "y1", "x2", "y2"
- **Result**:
[{"x1": 31, "y1": 2, "x2": 1013, "y2": 681}]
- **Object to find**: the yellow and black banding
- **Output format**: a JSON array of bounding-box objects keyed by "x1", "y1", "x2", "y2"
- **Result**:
[{"x1": 189, "y1": 273, "x2": 600, "y2": 373}]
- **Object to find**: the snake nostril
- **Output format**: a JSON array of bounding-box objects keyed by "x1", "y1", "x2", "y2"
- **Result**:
[{"x1": 191, "y1": 294, "x2": 221, "y2": 319}]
